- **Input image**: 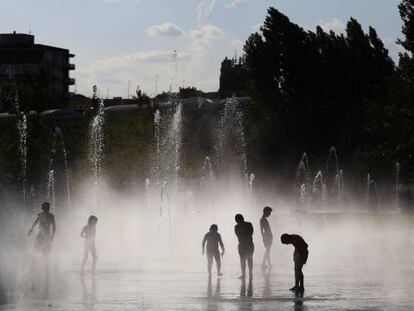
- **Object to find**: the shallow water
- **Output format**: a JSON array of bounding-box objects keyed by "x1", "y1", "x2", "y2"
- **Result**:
[{"x1": 1, "y1": 257, "x2": 413, "y2": 311}]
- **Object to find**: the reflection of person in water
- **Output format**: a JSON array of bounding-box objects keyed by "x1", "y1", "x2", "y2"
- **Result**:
[
  {"x1": 207, "y1": 275, "x2": 221, "y2": 299},
  {"x1": 281, "y1": 233, "x2": 309, "y2": 291},
  {"x1": 260, "y1": 206, "x2": 273, "y2": 270},
  {"x1": 81, "y1": 216, "x2": 98, "y2": 274},
  {"x1": 28, "y1": 202, "x2": 56, "y2": 256},
  {"x1": 234, "y1": 214, "x2": 254, "y2": 279},
  {"x1": 240, "y1": 276, "x2": 253, "y2": 297},
  {"x1": 202, "y1": 224, "x2": 225, "y2": 276}
]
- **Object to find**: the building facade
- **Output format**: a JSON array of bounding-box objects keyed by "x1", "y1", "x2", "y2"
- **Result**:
[
  {"x1": 218, "y1": 57, "x2": 246, "y2": 98},
  {"x1": 0, "y1": 32, "x2": 75, "y2": 108}
]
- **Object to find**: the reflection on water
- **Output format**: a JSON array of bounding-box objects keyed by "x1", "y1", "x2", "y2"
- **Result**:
[
  {"x1": 206, "y1": 276, "x2": 221, "y2": 311},
  {"x1": 81, "y1": 273, "x2": 96, "y2": 310},
  {"x1": 1, "y1": 259, "x2": 414, "y2": 310},
  {"x1": 294, "y1": 289, "x2": 305, "y2": 311},
  {"x1": 262, "y1": 270, "x2": 271, "y2": 298},
  {"x1": 207, "y1": 276, "x2": 221, "y2": 299},
  {"x1": 240, "y1": 276, "x2": 253, "y2": 297}
]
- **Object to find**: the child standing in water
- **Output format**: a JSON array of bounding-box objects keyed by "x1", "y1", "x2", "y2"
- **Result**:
[
  {"x1": 260, "y1": 206, "x2": 273, "y2": 270},
  {"x1": 28, "y1": 202, "x2": 56, "y2": 257},
  {"x1": 80, "y1": 216, "x2": 98, "y2": 274},
  {"x1": 202, "y1": 224, "x2": 225, "y2": 277},
  {"x1": 281, "y1": 233, "x2": 309, "y2": 291}
]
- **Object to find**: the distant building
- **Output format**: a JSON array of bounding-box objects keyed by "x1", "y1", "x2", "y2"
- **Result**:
[
  {"x1": 218, "y1": 57, "x2": 246, "y2": 98},
  {"x1": 69, "y1": 94, "x2": 136, "y2": 112},
  {"x1": 0, "y1": 32, "x2": 75, "y2": 106},
  {"x1": 68, "y1": 93, "x2": 93, "y2": 112}
]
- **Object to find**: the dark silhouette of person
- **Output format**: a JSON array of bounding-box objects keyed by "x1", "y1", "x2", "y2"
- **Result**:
[
  {"x1": 281, "y1": 233, "x2": 308, "y2": 291},
  {"x1": 202, "y1": 224, "x2": 225, "y2": 276},
  {"x1": 260, "y1": 206, "x2": 273, "y2": 270},
  {"x1": 28, "y1": 202, "x2": 56, "y2": 256},
  {"x1": 81, "y1": 215, "x2": 98, "y2": 274},
  {"x1": 234, "y1": 214, "x2": 254, "y2": 279}
]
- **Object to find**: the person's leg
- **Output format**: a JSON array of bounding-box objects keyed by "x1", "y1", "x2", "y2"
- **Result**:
[
  {"x1": 265, "y1": 245, "x2": 271, "y2": 267},
  {"x1": 239, "y1": 255, "x2": 246, "y2": 278},
  {"x1": 290, "y1": 261, "x2": 300, "y2": 290},
  {"x1": 91, "y1": 245, "x2": 97, "y2": 273},
  {"x1": 247, "y1": 254, "x2": 253, "y2": 278},
  {"x1": 298, "y1": 263, "x2": 304, "y2": 289},
  {"x1": 81, "y1": 246, "x2": 89, "y2": 273},
  {"x1": 207, "y1": 252, "x2": 213, "y2": 276},
  {"x1": 214, "y1": 251, "x2": 222, "y2": 276},
  {"x1": 261, "y1": 248, "x2": 267, "y2": 268}
]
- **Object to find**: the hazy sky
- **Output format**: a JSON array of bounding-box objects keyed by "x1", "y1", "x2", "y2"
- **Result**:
[{"x1": 0, "y1": 0, "x2": 404, "y2": 97}]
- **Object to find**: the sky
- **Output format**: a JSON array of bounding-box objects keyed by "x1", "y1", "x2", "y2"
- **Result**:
[{"x1": 0, "y1": 0, "x2": 404, "y2": 97}]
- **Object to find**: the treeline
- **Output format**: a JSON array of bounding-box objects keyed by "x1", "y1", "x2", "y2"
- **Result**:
[{"x1": 243, "y1": 1, "x2": 414, "y2": 185}]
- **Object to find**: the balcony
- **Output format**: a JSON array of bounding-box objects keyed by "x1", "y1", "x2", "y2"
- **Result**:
[
  {"x1": 68, "y1": 63, "x2": 75, "y2": 70},
  {"x1": 67, "y1": 77, "x2": 75, "y2": 85}
]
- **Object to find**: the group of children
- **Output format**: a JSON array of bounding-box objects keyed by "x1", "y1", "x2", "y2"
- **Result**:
[
  {"x1": 201, "y1": 206, "x2": 309, "y2": 291},
  {"x1": 28, "y1": 202, "x2": 98, "y2": 274},
  {"x1": 28, "y1": 203, "x2": 308, "y2": 291}
]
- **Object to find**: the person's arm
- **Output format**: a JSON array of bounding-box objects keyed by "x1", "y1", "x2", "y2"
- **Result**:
[
  {"x1": 51, "y1": 215, "x2": 56, "y2": 240},
  {"x1": 202, "y1": 234, "x2": 207, "y2": 255},
  {"x1": 219, "y1": 235, "x2": 225, "y2": 256},
  {"x1": 234, "y1": 225, "x2": 239, "y2": 238},
  {"x1": 28, "y1": 215, "x2": 39, "y2": 236},
  {"x1": 80, "y1": 226, "x2": 86, "y2": 238},
  {"x1": 260, "y1": 218, "x2": 265, "y2": 237}
]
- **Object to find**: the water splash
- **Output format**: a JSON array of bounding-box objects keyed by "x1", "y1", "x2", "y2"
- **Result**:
[
  {"x1": 13, "y1": 95, "x2": 28, "y2": 207},
  {"x1": 54, "y1": 127, "x2": 71, "y2": 211},
  {"x1": 201, "y1": 156, "x2": 216, "y2": 219},
  {"x1": 296, "y1": 153, "x2": 311, "y2": 210},
  {"x1": 160, "y1": 181, "x2": 173, "y2": 258},
  {"x1": 215, "y1": 95, "x2": 247, "y2": 179},
  {"x1": 327, "y1": 146, "x2": 343, "y2": 208},
  {"x1": 366, "y1": 173, "x2": 379, "y2": 210},
  {"x1": 171, "y1": 102, "x2": 182, "y2": 195},
  {"x1": 395, "y1": 162, "x2": 400, "y2": 212},
  {"x1": 313, "y1": 171, "x2": 327, "y2": 211},
  {"x1": 154, "y1": 110, "x2": 161, "y2": 187},
  {"x1": 29, "y1": 185, "x2": 37, "y2": 210},
  {"x1": 46, "y1": 169, "x2": 55, "y2": 212},
  {"x1": 89, "y1": 92, "x2": 106, "y2": 212},
  {"x1": 145, "y1": 178, "x2": 151, "y2": 209}
]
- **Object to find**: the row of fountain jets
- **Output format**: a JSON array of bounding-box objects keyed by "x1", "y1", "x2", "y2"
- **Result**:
[{"x1": 13, "y1": 89, "x2": 401, "y2": 214}]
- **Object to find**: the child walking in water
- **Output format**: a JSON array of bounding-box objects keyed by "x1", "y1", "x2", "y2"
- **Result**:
[
  {"x1": 202, "y1": 224, "x2": 225, "y2": 277},
  {"x1": 80, "y1": 216, "x2": 98, "y2": 274},
  {"x1": 281, "y1": 233, "x2": 309, "y2": 291}
]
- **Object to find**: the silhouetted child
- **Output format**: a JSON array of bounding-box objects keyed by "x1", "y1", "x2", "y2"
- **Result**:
[
  {"x1": 281, "y1": 233, "x2": 308, "y2": 291},
  {"x1": 28, "y1": 202, "x2": 56, "y2": 256},
  {"x1": 202, "y1": 224, "x2": 225, "y2": 276},
  {"x1": 81, "y1": 216, "x2": 98, "y2": 274},
  {"x1": 234, "y1": 214, "x2": 254, "y2": 279},
  {"x1": 260, "y1": 206, "x2": 273, "y2": 270}
]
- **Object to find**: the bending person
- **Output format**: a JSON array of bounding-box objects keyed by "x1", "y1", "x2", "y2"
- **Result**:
[
  {"x1": 281, "y1": 233, "x2": 309, "y2": 291},
  {"x1": 234, "y1": 214, "x2": 254, "y2": 279}
]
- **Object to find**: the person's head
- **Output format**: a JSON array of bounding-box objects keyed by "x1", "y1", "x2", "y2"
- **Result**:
[
  {"x1": 209, "y1": 224, "x2": 218, "y2": 232},
  {"x1": 88, "y1": 215, "x2": 98, "y2": 226},
  {"x1": 41, "y1": 202, "x2": 50, "y2": 212},
  {"x1": 263, "y1": 206, "x2": 272, "y2": 217},
  {"x1": 235, "y1": 214, "x2": 244, "y2": 224},
  {"x1": 280, "y1": 233, "x2": 291, "y2": 244}
]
